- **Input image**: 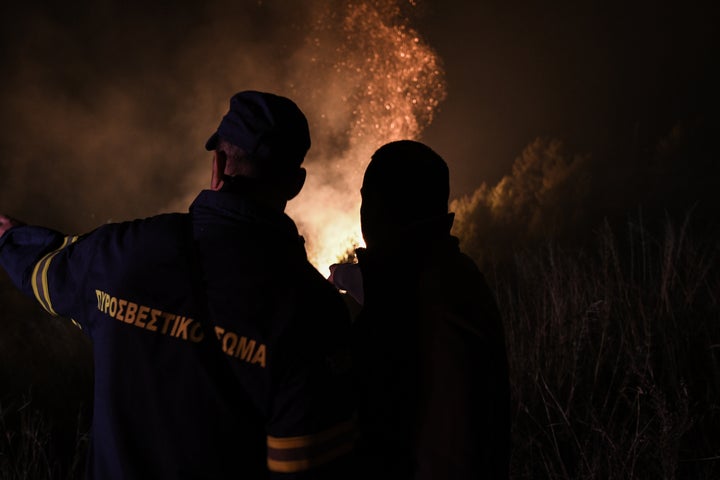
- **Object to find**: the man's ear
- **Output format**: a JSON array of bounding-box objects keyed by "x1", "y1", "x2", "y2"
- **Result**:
[
  {"x1": 285, "y1": 167, "x2": 306, "y2": 201},
  {"x1": 211, "y1": 150, "x2": 227, "y2": 191}
]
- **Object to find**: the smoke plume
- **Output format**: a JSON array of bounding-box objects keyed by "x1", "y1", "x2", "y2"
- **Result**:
[
  {"x1": 1, "y1": 0, "x2": 717, "y2": 274},
  {"x1": 0, "y1": 0, "x2": 446, "y2": 275}
]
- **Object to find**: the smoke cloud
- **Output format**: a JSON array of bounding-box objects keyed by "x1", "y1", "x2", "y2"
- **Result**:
[
  {"x1": 1, "y1": 0, "x2": 717, "y2": 273},
  {"x1": 0, "y1": 0, "x2": 446, "y2": 275}
]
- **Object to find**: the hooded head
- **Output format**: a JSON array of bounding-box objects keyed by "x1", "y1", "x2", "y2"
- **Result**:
[{"x1": 361, "y1": 140, "x2": 451, "y2": 247}]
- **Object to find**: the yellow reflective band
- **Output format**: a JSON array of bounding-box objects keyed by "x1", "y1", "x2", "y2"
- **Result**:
[
  {"x1": 266, "y1": 417, "x2": 356, "y2": 473},
  {"x1": 40, "y1": 249, "x2": 57, "y2": 314},
  {"x1": 30, "y1": 236, "x2": 78, "y2": 316},
  {"x1": 267, "y1": 418, "x2": 355, "y2": 450},
  {"x1": 31, "y1": 248, "x2": 59, "y2": 314},
  {"x1": 31, "y1": 255, "x2": 47, "y2": 312},
  {"x1": 266, "y1": 442, "x2": 354, "y2": 474}
]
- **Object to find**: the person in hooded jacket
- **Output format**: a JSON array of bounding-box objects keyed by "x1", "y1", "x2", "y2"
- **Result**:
[{"x1": 330, "y1": 139, "x2": 511, "y2": 479}]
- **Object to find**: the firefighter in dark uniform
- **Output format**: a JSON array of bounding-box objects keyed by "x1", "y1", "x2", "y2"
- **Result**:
[
  {"x1": 0, "y1": 91, "x2": 356, "y2": 479},
  {"x1": 330, "y1": 140, "x2": 512, "y2": 479}
]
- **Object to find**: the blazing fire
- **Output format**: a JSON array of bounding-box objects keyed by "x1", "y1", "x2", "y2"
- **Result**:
[{"x1": 287, "y1": 0, "x2": 447, "y2": 276}]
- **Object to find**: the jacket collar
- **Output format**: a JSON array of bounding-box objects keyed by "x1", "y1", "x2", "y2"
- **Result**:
[{"x1": 189, "y1": 189, "x2": 303, "y2": 244}]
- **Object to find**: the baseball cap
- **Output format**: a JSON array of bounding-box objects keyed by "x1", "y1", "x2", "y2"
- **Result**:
[{"x1": 205, "y1": 91, "x2": 311, "y2": 168}]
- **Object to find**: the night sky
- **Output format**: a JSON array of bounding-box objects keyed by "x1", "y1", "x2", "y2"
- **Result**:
[
  {"x1": 0, "y1": 0, "x2": 718, "y2": 262},
  {"x1": 416, "y1": 0, "x2": 719, "y2": 191}
]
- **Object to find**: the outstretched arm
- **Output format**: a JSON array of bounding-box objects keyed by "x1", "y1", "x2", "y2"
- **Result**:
[{"x1": 0, "y1": 216, "x2": 83, "y2": 319}]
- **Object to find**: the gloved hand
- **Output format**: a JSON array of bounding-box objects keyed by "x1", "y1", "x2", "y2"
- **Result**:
[
  {"x1": 0, "y1": 215, "x2": 23, "y2": 238},
  {"x1": 328, "y1": 262, "x2": 364, "y2": 306}
]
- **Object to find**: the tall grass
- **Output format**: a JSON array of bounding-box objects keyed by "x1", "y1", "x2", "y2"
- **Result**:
[
  {"x1": 1, "y1": 215, "x2": 718, "y2": 478},
  {"x1": 495, "y1": 215, "x2": 720, "y2": 479},
  {"x1": 0, "y1": 271, "x2": 92, "y2": 479},
  {"x1": 0, "y1": 396, "x2": 88, "y2": 480}
]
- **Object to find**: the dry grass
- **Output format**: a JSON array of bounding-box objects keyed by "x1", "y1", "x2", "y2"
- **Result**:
[
  {"x1": 0, "y1": 397, "x2": 88, "y2": 480},
  {"x1": 493, "y1": 215, "x2": 720, "y2": 479},
  {"x1": 1, "y1": 215, "x2": 718, "y2": 478}
]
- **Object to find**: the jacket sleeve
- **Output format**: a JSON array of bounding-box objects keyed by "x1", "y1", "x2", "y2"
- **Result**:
[
  {"x1": 0, "y1": 224, "x2": 93, "y2": 326},
  {"x1": 265, "y1": 287, "x2": 358, "y2": 480}
]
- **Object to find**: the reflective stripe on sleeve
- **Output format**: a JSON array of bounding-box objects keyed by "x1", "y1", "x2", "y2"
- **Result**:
[
  {"x1": 30, "y1": 235, "x2": 79, "y2": 316},
  {"x1": 266, "y1": 417, "x2": 356, "y2": 473}
]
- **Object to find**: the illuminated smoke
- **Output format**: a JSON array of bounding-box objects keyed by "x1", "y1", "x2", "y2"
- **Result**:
[
  {"x1": 451, "y1": 138, "x2": 591, "y2": 263},
  {"x1": 0, "y1": 1, "x2": 446, "y2": 277},
  {"x1": 287, "y1": 0, "x2": 447, "y2": 274}
]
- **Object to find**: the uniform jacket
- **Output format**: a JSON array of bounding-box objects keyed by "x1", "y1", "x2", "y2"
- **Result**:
[
  {"x1": 0, "y1": 189, "x2": 356, "y2": 479},
  {"x1": 352, "y1": 224, "x2": 511, "y2": 479}
]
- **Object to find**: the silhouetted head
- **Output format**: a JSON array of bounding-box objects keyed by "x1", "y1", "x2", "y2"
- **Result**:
[
  {"x1": 205, "y1": 91, "x2": 310, "y2": 211},
  {"x1": 361, "y1": 140, "x2": 450, "y2": 247}
]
